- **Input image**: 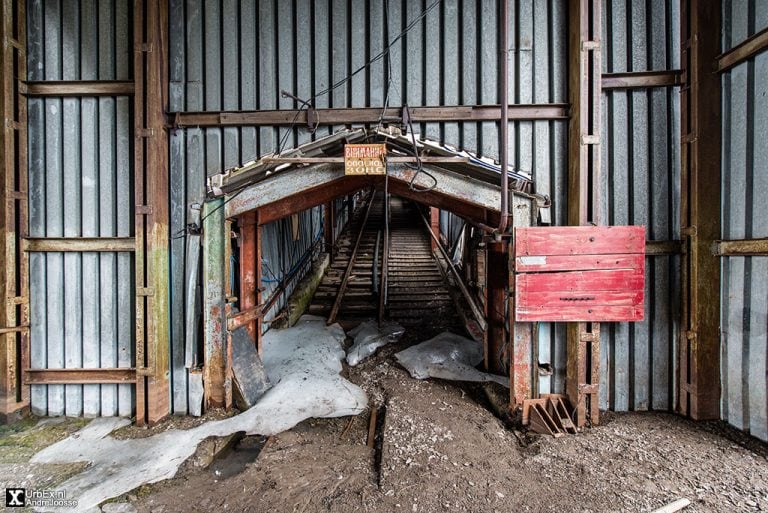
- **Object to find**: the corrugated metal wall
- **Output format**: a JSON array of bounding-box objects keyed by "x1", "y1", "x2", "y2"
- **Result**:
[
  {"x1": 584, "y1": 0, "x2": 681, "y2": 412},
  {"x1": 22, "y1": 0, "x2": 687, "y2": 417},
  {"x1": 26, "y1": 0, "x2": 134, "y2": 417},
  {"x1": 720, "y1": 0, "x2": 768, "y2": 442}
]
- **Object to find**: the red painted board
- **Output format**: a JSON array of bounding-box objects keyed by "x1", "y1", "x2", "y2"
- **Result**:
[
  {"x1": 516, "y1": 268, "x2": 645, "y2": 293},
  {"x1": 518, "y1": 290, "x2": 644, "y2": 308},
  {"x1": 514, "y1": 268, "x2": 645, "y2": 322},
  {"x1": 514, "y1": 226, "x2": 646, "y2": 257},
  {"x1": 515, "y1": 253, "x2": 644, "y2": 273},
  {"x1": 515, "y1": 305, "x2": 644, "y2": 322}
]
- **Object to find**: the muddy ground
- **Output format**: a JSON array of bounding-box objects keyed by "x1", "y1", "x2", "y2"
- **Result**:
[
  {"x1": 2, "y1": 330, "x2": 767, "y2": 513},
  {"x1": 125, "y1": 333, "x2": 767, "y2": 513}
]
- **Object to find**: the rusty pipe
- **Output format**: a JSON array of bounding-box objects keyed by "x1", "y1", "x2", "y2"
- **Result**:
[{"x1": 496, "y1": 0, "x2": 510, "y2": 237}]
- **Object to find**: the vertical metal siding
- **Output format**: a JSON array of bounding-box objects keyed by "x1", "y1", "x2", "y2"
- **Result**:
[
  {"x1": 26, "y1": 0, "x2": 134, "y2": 417},
  {"x1": 593, "y1": 0, "x2": 681, "y2": 412},
  {"x1": 720, "y1": 0, "x2": 768, "y2": 442},
  {"x1": 167, "y1": 0, "x2": 675, "y2": 415}
]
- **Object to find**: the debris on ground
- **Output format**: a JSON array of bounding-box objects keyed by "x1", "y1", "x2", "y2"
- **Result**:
[
  {"x1": 346, "y1": 320, "x2": 406, "y2": 366},
  {"x1": 29, "y1": 316, "x2": 367, "y2": 511},
  {"x1": 394, "y1": 332, "x2": 508, "y2": 387}
]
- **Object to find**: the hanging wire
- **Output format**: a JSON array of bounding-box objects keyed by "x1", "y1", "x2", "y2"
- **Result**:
[{"x1": 404, "y1": 106, "x2": 438, "y2": 192}]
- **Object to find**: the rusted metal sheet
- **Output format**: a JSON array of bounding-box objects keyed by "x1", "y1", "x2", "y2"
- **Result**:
[
  {"x1": 239, "y1": 212, "x2": 259, "y2": 342},
  {"x1": 566, "y1": 0, "x2": 603, "y2": 428},
  {"x1": 678, "y1": 0, "x2": 722, "y2": 421}
]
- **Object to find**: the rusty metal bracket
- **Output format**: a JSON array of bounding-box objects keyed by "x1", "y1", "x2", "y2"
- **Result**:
[
  {"x1": 136, "y1": 205, "x2": 153, "y2": 215},
  {"x1": 136, "y1": 287, "x2": 155, "y2": 297},
  {"x1": 135, "y1": 42, "x2": 153, "y2": 53},
  {"x1": 137, "y1": 128, "x2": 155, "y2": 138}
]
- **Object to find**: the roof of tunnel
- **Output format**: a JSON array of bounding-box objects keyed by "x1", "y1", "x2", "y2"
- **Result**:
[{"x1": 207, "y1": 128, "x2": 542, "y2": 225}]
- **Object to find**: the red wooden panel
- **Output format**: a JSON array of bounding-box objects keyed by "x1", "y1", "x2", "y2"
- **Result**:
[
  {"x1": 519, "y1": 290, "x2": 643, "y2": 308},
  {"x1": 515, "y1": 305, "x2": 644, "y2": 322},
  {"x1": 516, "y1": 268, "x2": 644, "y2": 293},
  {"x1": 515, "y1": 253, "x2": 644, "y2": 272},
  {"x1": 514, "y1": 225, "x2": 645, "y2": 257}
]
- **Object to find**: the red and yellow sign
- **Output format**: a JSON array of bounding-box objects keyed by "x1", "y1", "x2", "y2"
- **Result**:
[{"x1": 344, "y1": 144, "x2": 387, "y2": 175}]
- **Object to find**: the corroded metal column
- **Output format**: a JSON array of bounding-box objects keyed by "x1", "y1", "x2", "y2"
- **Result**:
[
  {"x1": 203, "y1": 199, "x2": 227, "y2": 408},
  {"x1": 679, "y1": 0, "x2": 722, "y2": 420},
  {"x1": 566, "y1": 0, "x2": 602, "y2": 427}
]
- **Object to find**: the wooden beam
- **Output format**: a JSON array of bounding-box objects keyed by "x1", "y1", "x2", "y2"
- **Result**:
[
  {"x1": 24, "y1": 368, "x2": 136, "y2": 385},
  {"x1": 566, "y1": 0, "x2": 602, "y2": 428},
  {"x1": 169, "y1": 103, "x2": 569, "y2": 128},
  {"x1": 712, "y1": 238, "x2": 768, "y2": 256},
  {"x1": 133, "y1": 0, "x2": 171, "y2": 424},
  {"x1": 679, "y1": 0, "x2": 722, "y2": 421},
  {"x1": 1, "y1": 0, "x2": 30, "y2": 422},
  {"x1": 601, "y1": 70, "x2": 683, "y2": 90},
  {"x1": 23, "y1": 80, "x2": 135, "y2": 97},
  {"x1": 716, "y1": 25, "x2": 768, "y2": 73},
  {"x1": 23, "y1": 237, "x2": 135, "y2": 252},
  {"x1": 260, "y1": 156, "x2": 470, "y2": 164},
  {"x1": 646, "y1": 239, "x2": 684, "y2": 255}
]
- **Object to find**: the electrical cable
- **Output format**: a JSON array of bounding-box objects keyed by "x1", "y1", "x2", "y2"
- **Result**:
[{"x1": 404, "y1": 106, "x2": 438, "y2": 193}]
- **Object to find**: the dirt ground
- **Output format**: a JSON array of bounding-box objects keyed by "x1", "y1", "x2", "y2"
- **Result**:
[
  {"x1": 2, "y1": 331, "x2": 767, "y2": 513},
  {"x1": 120, "y1": 334, "x2": 768, "y2": 513}
]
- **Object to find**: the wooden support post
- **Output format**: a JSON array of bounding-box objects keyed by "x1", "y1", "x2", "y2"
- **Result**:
[
  {"x1": 239, "y1": 212, "x2": 259, "y2": 343},
  {"x1": 0, "y1": 0, "x2": 29, "y2": 423},
  {"x1": 134, "y1": 0, "x2": 171, "y2": 424},
  {"x1": 324, "y1": 201, "x2": 334, "y2": 262},
  {"x1": 679, "y1": 0, "x2": 721, "y2": 420},
  {"x1": 430, "y1": 207, "x2": 440, "y2": 252},
  {"x1": 486, "y1": 241, "x2": 508, "y2": 376},
  {"x1": 203, "y1": 199, "x2": 227, "y2": 408},
  {"x1": 567, "y1": 0, "x2": 602, "y2": 427}
]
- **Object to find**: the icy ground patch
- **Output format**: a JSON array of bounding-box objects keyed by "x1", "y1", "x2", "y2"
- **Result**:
[
  {"x1": 395, "y1": 332, "x2": 509, "y2": 387},
  {"x1": 30, "y1": 316, "x2": 367, "y2": 512},
  {"x1": 346, "y1": 319, "x2": 405, "y2": 366}
]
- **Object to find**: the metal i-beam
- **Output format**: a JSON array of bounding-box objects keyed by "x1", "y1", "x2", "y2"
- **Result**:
[
  {"x1": 566, "y1": 0, "x2": 602, "y2": 428},
  {"x1": 679, "y1": 0, "x2": 722, "y2": 421}
]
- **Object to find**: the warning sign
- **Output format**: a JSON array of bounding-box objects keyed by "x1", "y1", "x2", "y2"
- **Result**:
[{"x1": 344, "y1": 144, "x2": 387, "y2": 175}]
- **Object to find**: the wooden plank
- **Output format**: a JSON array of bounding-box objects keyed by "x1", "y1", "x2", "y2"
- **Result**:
[
  {"x1": 517, "y1": 290, "x2": 643, "y2": 308},
  {"x1": 229, "y1": 326, "x2": 270, "y2": 409},
  {"x1": 516, "y1": 268, "x2": 645, "y2": 293},
  {"x1": 170, "y1": 103, "x2": 570, "y2": 127},
  {"x1": 716, "y1": 25, "x2": 768, "y2": 73},
  {"x1": 515, "y1": 226, "x2": 646, "y2": 256},
  {"x1": 23, "y1": 237, "x2": 135, "y2": 252},
  {"x1": 712, "y1": 238, "x2": 768, "y2": 256},
  {"x1": 24, "y1": 80, "x2": 135, "y2": 97},
  {"x1": 515, "y1": 253, "x2": 644, "y2": 272},
  {"x1": 601, "y1": 70, "x2": 682, "y2": 90},
  {"x1": 24, "y1": 368, "x2": 136, "y2": 385}
]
